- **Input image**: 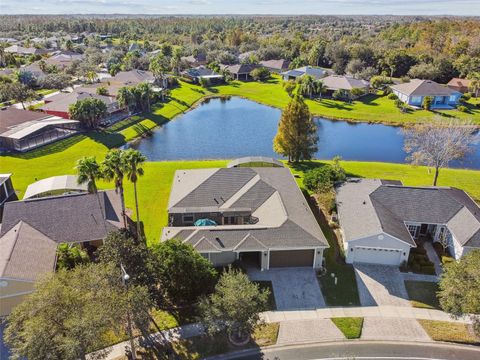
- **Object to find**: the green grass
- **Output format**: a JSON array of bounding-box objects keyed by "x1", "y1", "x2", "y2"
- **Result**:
[
  {"x1": 331, "y1": 317, "x2": 364, "y2": 339},
  {"x1": 418, "y1": 320, "x2": 479, "y2": 345},
  {"x1": 208, "y1": 75, "x2": 480, "y2": 125},
  {"x1": 35, "y1": 88, "x2": 58, "y2": 96},
  {"x1": 171, "y1": 323, "x2": 279, "y2": 359},
  {"x1": 254, "y1": 281, "x2": 277, "y2": 311},
  {"x1": 405, "y1": 281, "x2": 440, "y2": 309}
]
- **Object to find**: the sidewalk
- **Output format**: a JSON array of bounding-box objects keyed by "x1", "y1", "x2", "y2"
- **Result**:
[
  {"x1": 101, "y1": 305, "x2": 470, "y2": 359},
  {"x1": 261, "y1": 305, "x2": 471, "y2": 323}
]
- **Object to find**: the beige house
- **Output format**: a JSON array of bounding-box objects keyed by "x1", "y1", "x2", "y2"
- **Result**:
[
  {"x1": 0, "y1": 189, "x2": 126, "y2": 316},
  {"x1": 162, "y1": 162, "x2": 329, "y2": 270}
]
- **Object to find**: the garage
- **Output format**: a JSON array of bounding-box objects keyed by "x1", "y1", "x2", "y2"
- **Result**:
[
  {"x1": 269, "y1": 249, "x2": 314, "y2": 268},
  {"x1": 352, "y1": 246, "x2": 402, "y2": 265}
]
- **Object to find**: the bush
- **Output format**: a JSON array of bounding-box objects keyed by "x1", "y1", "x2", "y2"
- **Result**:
[
  {"x1": 461, "y1": 92, "x2": 472, "y2": 102},
  {"x1": 457, "y1": 105, "x2": 467, "y2": 112},
  {"x1": 441, "y1": 256, "x2": 454, "y2": 266},
  {"x1": 303, "y1": 160, "x2": 346, "y2": 194},
  {"x1": 412, "y1": 263, "x2": 421, "y2": 273},
  {"x1": 421, "y1": 265, "x2": 436, "y2": 275},
  {"x1": 387, "y1": 93, "x2": 398, "y2": 100},
  {"x1": 250, "y1": 67, "x2": 270, "y2": 82},
  {"x1": 394, "y1": 99, "x2": 404, "y2": 108},
  {"x1": 411, "y1": 246, "x2": 427, "y2": 255},
  {"x1": 422, "y1": 96, "x2": 433, "y2": 111}
]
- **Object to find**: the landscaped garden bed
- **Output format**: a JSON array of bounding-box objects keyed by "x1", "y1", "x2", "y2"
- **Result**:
[
  {"x1": 403, "y1": 242, "x2": 436, "y2": 275},
  {"x1": 331, "y1": 317, "x2": 364, "y2": 339}
]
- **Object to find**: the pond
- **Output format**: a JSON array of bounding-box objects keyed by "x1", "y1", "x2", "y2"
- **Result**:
[{"x1": 131, "y1": 97, "x2": 480, "y2": 169}]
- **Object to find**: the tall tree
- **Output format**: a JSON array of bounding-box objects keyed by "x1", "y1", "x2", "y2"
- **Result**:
[
  {"x1": 136, "y1": 82, "x2": 153, "y2": 112},
  {"x1": 102, "y1": 149, "x2": 128, "y2": 227},
  {"x1": 124, "y1": 149, "x2": 146, "y2": 239},
  {"x1": 298, "y1": 75, "x2": 316, "y2": 98},
  {"x1": 150, "y1": 239, "x2": 217, "y2": 306},
  {"x1": 438, "y1": 250, "x2": 480, "y2": 336},
  {"x1": 68, "y1": 97, "x2": 107, "y2": 129},
  {"x1": 273, "y1": 95, "x2": 318, "y2": 162},
  {"x1": 76, "y1": 156, "x2": 101, "y2": 193},
  {"x1": 0, "y1": 82, "x2": 36, "y2": 109},
  {"x1": 117, "y1": 86, "x2": 136, "y2": 113},
  {"x1": 4, "y1": 263, "x2": 152, "y2": 360},
  {"x1": 198, "y1": 267, "x2": 269, "y2": 344},
  {"x1": 403, "y1": 118, "x2": 478, "y2": 186}
]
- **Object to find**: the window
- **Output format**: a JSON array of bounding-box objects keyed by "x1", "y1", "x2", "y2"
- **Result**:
[
  {"x1": 449, "y1": 95, "x2": 457, "y2": 102},
  {"x1": 407, "y1": 225, "x2": 419, "y2": 238},
  {"x1": 411, "y1": 96, "x2": 422, "y2": 104},
  {"x1": 224, "y1": 216, "x2": 236, "y2": 225},
  {"x1": 182, "y1": 215, "x2": 194, "y2": 224}
]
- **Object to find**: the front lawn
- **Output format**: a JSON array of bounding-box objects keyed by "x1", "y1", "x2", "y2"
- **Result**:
[
  {"x1": 404, "y1": 281, "x2": 440, "y2": 309},
  {"x1": 170, "y1": 323, "x2": 279, "y2": 360},
  {"x1": 331, "y1": 317, "x2": 363, "y2": 339},
  {"x1": 418, "y1": 320, "x2": 480, "y2": 345}
]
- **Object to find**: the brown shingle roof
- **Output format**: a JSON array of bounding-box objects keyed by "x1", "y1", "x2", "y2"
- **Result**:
[
  {"x1": 0, "y1": 108, "x2": 53, "y2": 134},
  {"x1": 447, "y1": 78, "x2": 471, "y2": 88}
]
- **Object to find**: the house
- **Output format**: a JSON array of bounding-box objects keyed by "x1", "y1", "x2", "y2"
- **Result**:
[
  {"x1": 281, "y1": 66, "x2": 331, "y2": 81},
  {"x1": 0, "y1": 108, "x2": 79, "y2": 152},
  {"x1": 23, "y1": 175, "x2": 88, "y2": 199},
  {"x1": 447, "y1": 78, "x2": 473, "y2": 95},
  {"x1": 161, "y1": 164, "x2": 329, "y2": 270},
  {"x1": 219, "y1": 64, "x2": 259, "y2": 81},
  {"x1": 44, "y1": 51, "x2": 84, "y2": 69},
  {"x1": 40, "y1": 91, "x2": 121, "y2": 120},
  {"x1": 19, "y1": 63, "x2": 47, "y2": 82},
  {"x1": 336, "y1": 179, "x2": 480, "y2": 266},
  {"x1": 260, "y1": 59, "x2": 290, "y2": 73},
  {"x1": 180, "y1": 53, "x2": 207, "y2": 67},
  {"x1": 182, "y1": 66, "x2": 223, "y2": 84},
  {"x1": 321, "y1": 75, "x2": 370, "y2": 97},
  {"x1": 390, "y1": 79, "x2": 462, "y2": 109},
  {"x1": 4, "y1": 45, "x2": 46, "y2": 56},
  {"x1": 0, "y1": 174, "x2": 15, "y2": 206},
  {"x1": 0, "y1": 189, "x2": 127, "y2": 316},
  {"x1": 104, "y1": 69, "x2": 156, "y2": 86}
]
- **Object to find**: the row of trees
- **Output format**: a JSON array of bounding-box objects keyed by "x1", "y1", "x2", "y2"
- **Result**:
[{"x1": 117, "y1": 82, "x2": 155, "y2": 114}]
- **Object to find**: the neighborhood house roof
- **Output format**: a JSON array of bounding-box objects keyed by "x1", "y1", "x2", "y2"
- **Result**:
[
  {"x1": 184, "y1": 66, "x2": 222, "y2": 79},
  {"x1": 4, "y1": 45, "x2": 43, "y2": 55},
  {"x1": 0, "y1": 108, "x2": 78, "y2": 140},
  {"x1": 106, "y1": 70, "x2": 155, "y2": 85},
  {"x1": 259, "y1": 59, "x2": 290, "y2": 71},
  {"x1": 0, "y1": 190, "x2": 124, "y2": 244},
  {"x1": 447, "y1": 78, "x2": 471, "y2": 88},
  {"x1": 321, "y1": 75, "x2": 370, "y2": 91},
  {"x1": 227, "y1": 156, "x2": 284, "y2": 168},
  {"x1": 281, "y1": 66, "x2": 330, "y2": 80},
  {"x1": 390, "y1": 79, "x2": 459, "y2": 97},
  {"x1": 23, "y1": 175, "x2": 88, "y2": 199},
  {"x1": 0, "y1": 221, "x2": 57, "y2": 281},
  {"x1": 220, "y1": 64, "x2": 258, "y2": 75},
  {"x1": 162, "y1": 167, "x2": 329, "y2": 252},
  {"x1": 336, "y1": 179, "x2": 480, "y2": 248},
  {"x1": 40, "y1": 91, "x2": 118, "y2": 114}
]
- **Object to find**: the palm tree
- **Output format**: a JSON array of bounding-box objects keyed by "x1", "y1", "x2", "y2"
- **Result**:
[
  {"x1": 300, "y1": 75, "x2": 316, "y2": 99},
  {"x1": 117, "y1": 86, "x2": 135, "y2": 114},
  {"x1": 76, "y1": 156, "x2": 101, "y2": 194},
  {"x1": 102, "y1": 149, "x2": 128, "y2": 228},
  {"x1": 86, "y1": 71, "x2": 98, "y2": 84},
  {"x1": 468, "y1": 73, "x2": 480, "y2": 98},
  {"x1": 315, "y1": 80, "x2": 327, "y2": 100},
  {"x1": 137, "y1": 82, "x2": 153, "y2": 112},
  {"x1": 124, "y1": 149, "x2": 146, "y2": 239}
]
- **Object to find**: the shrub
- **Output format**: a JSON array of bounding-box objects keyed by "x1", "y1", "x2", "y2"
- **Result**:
[
  {"x1": 422, "y1": 96, "x2": 433, "y2": 111},
  {"x1": 411, "y1": 247, "x2": 427, "y2": 255},
  {"x1": 412, "y1": 263, "x2": 421, "y2": 273},
  {"x1": 387, "y1": 93, "x2": 397, "y2": 100},
  {"x1": 457, "y1": 105, "x2": 467, "y2": 112},
  {"x1": 421, "y1": 265, "x2": 436, "y2": 275},
  {"x1": 461, "y1": 92, "x2": 472, "y2": 102},
  {"x1": 394, "y1": 99, "x2": 404, "y2": 108},
  {"x1": 250, "y1": 67, "x2": 270, "y2": 82},
  {"x1": 441, "y1": 256, "x2": 454, "y2": 266},
  {"x1": 304, "y1": 166, "x2": 335, "y2": 193}
]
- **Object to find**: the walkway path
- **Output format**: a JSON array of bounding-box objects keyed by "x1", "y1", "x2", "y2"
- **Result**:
[
  {"x1": 261, "y1": 305, "x2": 470, "y2": 323},
  {"x1": 423, "y1": 241, "x2": 443, "y2": 276}
]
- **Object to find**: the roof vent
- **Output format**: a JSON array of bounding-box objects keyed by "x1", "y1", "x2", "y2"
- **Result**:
[
  {"x1": 213, "y1": 198, "x2": 219, "y2": 204},
  {"x1": 363, "y1": 201, "x2": 366, "y2": 205}
]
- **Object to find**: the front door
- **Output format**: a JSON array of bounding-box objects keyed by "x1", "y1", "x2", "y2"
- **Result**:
[{"x1": 420, "y1": 224, "x2": 428, "y2": 236}]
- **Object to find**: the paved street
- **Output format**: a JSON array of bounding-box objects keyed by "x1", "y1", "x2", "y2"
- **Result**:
[
  {"x1": 249, "y1": 267, "x2": 326, "y2": 310},
  {"x1": 217, "y1": 341, "x2": 480, "y2": 360},
  {"x1": 354, "y1": 264, "x2": 410, "y2": 306}
]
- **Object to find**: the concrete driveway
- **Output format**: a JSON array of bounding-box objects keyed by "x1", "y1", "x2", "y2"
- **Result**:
[
  {"x1": 354, "y1": 264, "x2": 410, "y2": 307},
  {"x1": 249, "y1": 267, "x2": 326, "y2": 310}
]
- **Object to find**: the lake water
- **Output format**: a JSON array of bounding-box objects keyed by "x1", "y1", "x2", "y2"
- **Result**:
[{"x1": 132, "y1": 97, "x2": 480, "y2": 169}]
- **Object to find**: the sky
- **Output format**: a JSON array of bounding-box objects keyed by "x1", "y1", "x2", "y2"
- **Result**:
[{"x1": 1, "y1": 0, "x2": 479, "y2": 16}]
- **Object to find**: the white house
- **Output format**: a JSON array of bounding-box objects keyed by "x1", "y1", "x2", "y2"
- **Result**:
[{"x1": 336, "y1": 179, "x2": 480, "y2": 266}]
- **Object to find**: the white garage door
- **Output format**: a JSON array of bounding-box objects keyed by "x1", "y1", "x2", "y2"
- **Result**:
[{"x1": 353, "y1": 247, "x2": 402, "y2": 265}]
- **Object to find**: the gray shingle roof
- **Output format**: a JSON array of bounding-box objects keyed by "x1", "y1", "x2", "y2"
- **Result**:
[
  {"x1": 164, "y1": 167, "x2": 329, "y2": 251},
  {"x1": 0, "y1": 221, "x2": 57, "y2": 281},
  {"x1": 0, "y1": 190, "x2": 123, "y2": 244},
  {"x1": 390, "y1": 79, "x2": 459, "y2": 97},
  {"x1": 336, "y1": 179, "x2": 480, "y2": 248}
]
